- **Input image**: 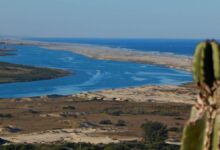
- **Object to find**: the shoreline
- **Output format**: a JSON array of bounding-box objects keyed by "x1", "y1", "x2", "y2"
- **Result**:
[
  {"x1": 0, "y1": 62, "x2": 70, "y2": 84},
  {"x1": 0, "y1": 44, "x2": 70, "y2": 84},
  {"x1": 0, "y1": 39, "x2": 192, "y2": 72}
]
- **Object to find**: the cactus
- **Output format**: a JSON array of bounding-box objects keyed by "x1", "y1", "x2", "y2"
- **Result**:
[{"x1": 180, "y1": 40, "x2": 220, "y2": 150}]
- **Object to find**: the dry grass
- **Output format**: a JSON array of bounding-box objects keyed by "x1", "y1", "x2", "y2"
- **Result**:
[{"x1": 0, "y1": 96, "x2": 191, "y2": 139}]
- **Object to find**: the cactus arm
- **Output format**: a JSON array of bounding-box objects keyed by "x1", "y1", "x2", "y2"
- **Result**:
[
  {"x1": 211, "y1": 41, "x2": 220, "y2": 80},
  {"x1": 211, "y1": 117, "x2": 219, "y2": 150},
  {"x1": 180, "y1": 107, "x2": 207, "y2": 150},
  {"x1": 192, "y1": 42, "x2": 206, "y2": 83}
]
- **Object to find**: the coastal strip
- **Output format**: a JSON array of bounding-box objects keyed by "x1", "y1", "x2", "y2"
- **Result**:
[
  {"x1": 0, "y1": 39, "x2": 192, "y2": 71},
  {"x1": 0, "y1": 43, "x2": 70, "y2": 83},
  {"x1": 0, "y1": 62, "x2": 70, "y2": 84}
]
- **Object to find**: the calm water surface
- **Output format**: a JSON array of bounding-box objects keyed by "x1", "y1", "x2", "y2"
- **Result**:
[{"x1": 0, "y1": 45, "x2": 192, "y2": 98}]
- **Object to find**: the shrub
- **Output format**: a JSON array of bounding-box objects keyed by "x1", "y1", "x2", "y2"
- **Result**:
[
  {"x1": 141, "y1": 121, "x2": 168, "y2": 150},
  {"x1": 0, "y1": 113, "x2": 12, "y2": 118},
  {"x1": 99, "y1": 120, "x2": 112, "y2": 125},
  {"x1": 168, "y1": 127, "x2": 179, "y2": 132},
  {"x1": 115, "y1": 120, "x2": 126, "y2": 126},
  {"x1": 63, "y1": 106, "x2": 76, "y2": 110}
]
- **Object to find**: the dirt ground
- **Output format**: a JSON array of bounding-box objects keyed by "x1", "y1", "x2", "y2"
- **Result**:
[{"x1": 0, "y1": 95, "x2": 192, "y2": 143}]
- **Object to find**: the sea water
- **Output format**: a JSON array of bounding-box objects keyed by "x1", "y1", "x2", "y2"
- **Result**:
[{"x1": 0, "y1": 39, "x2": 193, "y2": 98}]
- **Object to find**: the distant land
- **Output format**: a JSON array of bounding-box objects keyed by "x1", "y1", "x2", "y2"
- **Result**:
[
  {"x1": 0, "y1": 44, "x2": 70, "y2": 83},
  {"x1": 0, "y1": 62, "x2": 70, "y2": 84}
]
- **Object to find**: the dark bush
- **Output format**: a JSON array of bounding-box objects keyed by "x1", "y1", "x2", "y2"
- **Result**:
[
  {"x1": 116, "y1": 120, "x2": 126, "y2": 126},
  {"x1": 99, "y1": 120, "x2": 112, "y2": 125},
  {"x1": 63, "y1": 106, "x2": 76, "y2": 110},
  {"x1": 175, "y1": 117, "x2": 184, "y2": 120},
  {"x1": 0, "y1": 113, "x2": 12, "y2": 118},
  {"x1": 105, "y1": 109, "x2": 123, "y2": 116},
  {"x1": 168, "y1": 127, "x2": 179, "y2": 132},
  {"x1": 141, "y1": 121, "x2": 169, "y2": 150},
  {"x1": 0, "y1": 141, "x2": 179, "y2": 150}
]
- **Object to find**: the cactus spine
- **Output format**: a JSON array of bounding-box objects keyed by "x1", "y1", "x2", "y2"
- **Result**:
[{"x1": 181, "y1": 40, "x2": 220, "y2": 150}]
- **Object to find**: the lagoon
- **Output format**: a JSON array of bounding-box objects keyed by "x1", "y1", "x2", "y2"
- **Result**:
[{"x1": 0, "y1": 45, "x2": 191, "y2": 98}]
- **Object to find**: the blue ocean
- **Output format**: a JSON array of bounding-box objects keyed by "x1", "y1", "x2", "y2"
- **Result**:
[{"x1": 0, "y1": 39, "x2": 194, "y2": 98}]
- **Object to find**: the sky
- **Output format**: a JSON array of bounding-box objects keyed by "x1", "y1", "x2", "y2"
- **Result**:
[{"x1": 0, "y1": 0, "x2": 220, "y2": 39}]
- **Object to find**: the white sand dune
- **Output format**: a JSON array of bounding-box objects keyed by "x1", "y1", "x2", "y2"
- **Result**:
[{"x1": 1, "y1": 39, "x2": 192, "y2": 71}]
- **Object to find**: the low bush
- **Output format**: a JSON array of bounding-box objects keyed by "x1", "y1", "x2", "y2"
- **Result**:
[
  {"x1": 115, "y1": 120, "x2": 126, "y2": 126},
  {"x1": 0, "y1": 113, "x2": 12, "y2": 118},
  {"x1": 99, "y1": 120, "x2": 112, "y2": 125}
]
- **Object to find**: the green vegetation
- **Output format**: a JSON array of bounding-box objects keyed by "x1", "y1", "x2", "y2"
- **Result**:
[
  {"x1": 168, "y1": 127, "x2": 180, "y2": 132},
  {"x1": 63, "y1": 106, "x2": 76, "y2": 110},
  {"x1": 115, "y1": 120, "x2": 126, "y2": 126},
  {"x1": 0, "y1": 62, "x2": 70, "y2": 83},
  {"x1": 99, "y1": 119, "x2": 112, "y2": 125},
  {"x1": 0, "y1": 141, "x2": 178, "y2": 150},
  {"x1": 0, "y1": 113, "x2": 12, "y2": 118},
  {"x1": 181, "y1": 40, "x2": 220, "y2": 150},
  {"x1": 141, "y1": 121, "x2": 178, "y2": 150},
  {"x1": 103, "y1": 104, "x2": 190, "y2": 117}
]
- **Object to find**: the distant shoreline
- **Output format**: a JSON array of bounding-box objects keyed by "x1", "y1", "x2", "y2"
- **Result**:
[
  {"x1": 0, "y1": 43, "x2": 70, "y2": 83},
  {"x1": 0, "y1": 39, "x2": 192, "y2": 72},
  {"x1": 0, "y1": 61, "x2": 70, "y2": 84}
]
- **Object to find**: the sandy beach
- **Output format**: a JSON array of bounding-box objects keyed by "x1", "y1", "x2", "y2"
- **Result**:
[{"x1": 74, "y1": 84, "x2": 196, "y2": 105}]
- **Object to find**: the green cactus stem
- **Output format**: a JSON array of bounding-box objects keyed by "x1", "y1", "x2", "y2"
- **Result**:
[
  {"x1": 211, "y1": 41, "x2": 220, "y2": 80},
  {"x1": 181, "y1": 40, "x2": 220, "y2": 150},
  {"x1": 180, "y1": 107, "x2": 207, "y2": 150}
]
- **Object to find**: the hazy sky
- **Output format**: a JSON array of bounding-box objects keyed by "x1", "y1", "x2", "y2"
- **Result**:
[{"x1": 0, "y1": 0, "x2": 220, "y2": 38}]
